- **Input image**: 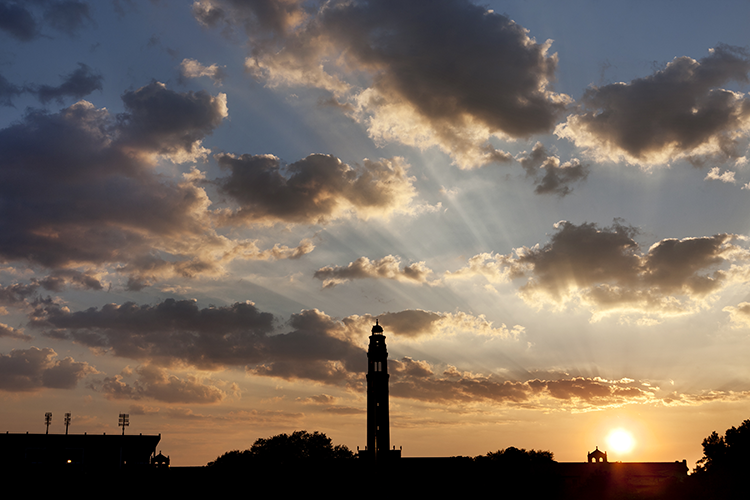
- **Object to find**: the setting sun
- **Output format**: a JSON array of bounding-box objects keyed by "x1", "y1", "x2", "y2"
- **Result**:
[{"x1": 607, "y1": 428, "x2": 636, "y2": 454}]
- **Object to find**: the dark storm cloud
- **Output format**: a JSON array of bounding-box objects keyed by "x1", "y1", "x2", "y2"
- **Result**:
[
  {"x1": 458, "y1": 221, "x2": 745, "y2": 316},
  {"x1": 32, "y1": 299, "x2": 275, "y2": 369},
  {"x1": 0, "y1": 1, "x2": 92, "y2": 41},
  {"x1": 515, "y1": 222, "x2": 737, "y2": 303},
  {"x1": 0, "y1": 74, "x2": 24, "y2": 106},
  {"x1": 119, "y1": 81, "x2": 228, "y2": 158},
  {"x1": 42, "y1": 0, "x2": 93, "y2": 37},
  {"x1": 216, "y1": 154, "x2": 416, "y2": 224},
  {"x1": 92, "y1": 365, "x2": 226, "y2": 404},
  {"x1": 0, "y1": 282, "x2": 40, "y2": 308},
  {"x1": 0, "y1": 83, "x2": 228, "y2": 273},
  {"x1": 196, "y1": 0, "x2": 569, "y2": 168},
  {"x1": 558, "y1": 45, "x2": 750, "y2": 165},
  {"x1": 30, "y1": 63, "x2": 103, "y2": 104},
  {"x1": 248, "y1": 309, "x2": 366, "y2": 382},
  {"x1": 0, "y1": 347, "x2": 96, "y2": 392},
  {"x1": 533, "y1": 158, "x2": 588, "y2": 196},
  {"x1": 514, "y1": 221, "x2": 642, "y2": 302},
  {"x1": 37, "y1": 270, "x2": 103, "y2": 292},
  {"x1": 31, "y1": 300, "x2": 365, "y2": 383},
  {"x1": 0, "y1": 1, "x2": 39, "y2": 41},
  {"x1": 1, "y1": 64, "x2": 102, "y2": 106},
  {"x1": 313, "y1": 255, "x2": 433, "y2": 288},
  {"x1": 0, "y1": 273, "x2": 101, "y2": 316},
  {"x1": 516, "y1": 143, "x2": 589, "y2": 196}
]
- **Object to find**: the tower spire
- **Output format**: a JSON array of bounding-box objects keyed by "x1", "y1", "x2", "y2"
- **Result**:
[{"x1": 361, "y1": 320, "x2": 400, "y2": 460}]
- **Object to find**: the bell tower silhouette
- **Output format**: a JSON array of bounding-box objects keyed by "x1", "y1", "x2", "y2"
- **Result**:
[{"x1": 361, "y1": 320, "x2": 401, "y2": 460}]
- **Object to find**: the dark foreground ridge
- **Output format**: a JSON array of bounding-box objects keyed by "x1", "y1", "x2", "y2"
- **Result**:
[{"x1": 0, "y1": 456, "x2": 702, "y2": 499}]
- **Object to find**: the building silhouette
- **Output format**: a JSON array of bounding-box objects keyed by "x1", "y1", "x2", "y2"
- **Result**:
[
  {"x1": 559, "y1": 447, "x2": 688, "y2": 496},
  {"x1": 0, "y1": 431, "x2": 161, "y2": 471},
  {"x1": 359, "y1": 320, "x2": 401, "y2": 460},
  {"x1": 588, "y1": 446, "x2": 607, "y2": 463}
]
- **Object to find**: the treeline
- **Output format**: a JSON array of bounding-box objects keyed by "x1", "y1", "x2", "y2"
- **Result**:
[
  {"x1": 204, "y1": 421, "x2": 750, "y2": 499},
  {"x1": 207, "y1": 430, "x2": 355, "y2": 466}
]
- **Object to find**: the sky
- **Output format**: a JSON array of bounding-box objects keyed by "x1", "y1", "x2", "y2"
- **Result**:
[{"x1": 2, "y1": 0, "x2": 750, "y2": 467}]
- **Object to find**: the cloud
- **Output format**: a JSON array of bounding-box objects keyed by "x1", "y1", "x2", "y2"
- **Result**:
[
  {"x1": 247, "y1": 309, "x2": 365, "y2": 383},
  {"x1": 0, "y1": 323, "x2": 32, "y2": 341},
  {"x1": 32, "y1": 298, "x2": 276, "y2": 369},
  {"x1": 705, "y1": 167, "x2": 737, "y2": 183},
  {"x1": 0, "y1": 1, "x2": 39, "y2": 41},
  {"x1": 196, "y1": 0, "x2": 569, "y2": 168},
  {"x1": 216, "y1": 154, "x2": 417, "y2": 224},
  {"x1": 32, "y1": 300, "x2": 366, "y2": 384},
  {"x1": 0, "y1": 74, "x2": 24, "y2": 106},
  {"x1": 92, "y1": 365, "x2": 226, "y2": 404},
  {"x1": 0, "y1": 282, "x2": 41, "y2": 310},
  {"x1": 23, "y1": 297, "x2": 673, "y2": 409},
  {"x1": 180, "y1": 58, "x2": 226, "y2": 86},
  {"x1": 313, "y1": 255, "x2": 434, "y2": 288},
  {"x1": 516, "y1": 142, "x2": 589, "y2": 196},
  {"x1": 456, "y1": 221, "x2": 748, "y2": 319},
  {"x1": 661, "y1": 389, "x2": 750, "y2": 406},
  {"x1": 0, "y1": 273, "x2": 102, "y2": 314},
  {"x1": 389, "y1": 358, "x2": 657, "y2": 409},
  {"x1": 0, "y1": 83, "x2": 237, "y2": 278},
  {"x1": 340, "y1": 310, "x2": 519, "y2": 341},
  {"x1": 119, "y1": 81, "x2": 228, "y2": 162},
  {"x1": 220, "y1": 238, "x2": 315, "y2": 261},
  {"x1": 723, "y1": 302, "x2": 750, "y2": 327},
  {"x1": 0, "y1": 1, "x2": 93, "y2": 41},
  {"x1": 1, "y1": 64, "x2": 102, "y2": 106},
  {"x1": 445, "y1": 252, "x2": 517, "y2": 284},
  {"x1": 30, "y1": 63, "x2": 103, "y2": 104},
  {"x1": 36, "y1": 270, "x2": 104, "y2": 292},
  {"x1": 29, "y1": 298, "x2": 520, "y2": 387},
  {"x1": 557, "y1": 45, "x2": 750, "y2": 166},
  {"x1": 42, "y1": 1, "x2": 93, "y2": 37},
  {"x1": 297, "y1": 394, "x2": 337, "y2": 405},
  {"x1": 118, "y1": 237, "x2": 315, "y2": 290},
  {"x1": 0, "y1": 347, "x2": 96, "y2": 392},
  {"x1": 192, "y1": 0, "x2": 306, "y2": 37}
]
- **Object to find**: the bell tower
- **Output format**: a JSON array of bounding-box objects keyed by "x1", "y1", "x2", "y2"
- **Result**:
[
  {"x1": 361, "y1": 320, "x2": 400, "y2": 460},
  {"x1": 367, "y1": 320, "x2": 390, "y2": 458}
]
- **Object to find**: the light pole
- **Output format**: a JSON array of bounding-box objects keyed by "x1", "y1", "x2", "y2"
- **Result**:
[
  {"x1": 118, "y1": 413, "x2": 129, "y2": 436},
  {"x1": 64, "y1": 412, "x2": 71, "y2": 435},
  {"x1": 44, "y1": 412, "x2": 52, "y2": 434}
]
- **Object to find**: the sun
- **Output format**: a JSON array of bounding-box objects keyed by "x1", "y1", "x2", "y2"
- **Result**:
[{"x1": 606, "y1": 428, "x2": 636, "y2": 454}]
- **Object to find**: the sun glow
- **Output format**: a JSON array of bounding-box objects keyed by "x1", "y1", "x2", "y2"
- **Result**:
[{"x1": 606, "y1": 428, "x2": 636, "y2": 454}]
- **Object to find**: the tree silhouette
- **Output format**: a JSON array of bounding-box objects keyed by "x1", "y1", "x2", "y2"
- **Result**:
[
  {"x1": 695, "y1": 419, "x2": 750, "y2": 474},
  {"x1": 687, "y1": 419, "x2": 750, "y2": 499},
  {"x1": 473, "y1": 446, "x2": 560, "y2": 496},
  {"x1": 475, "y1": 446, "x2": 554, "y2": 465},
  {"x1": 208, "y1": 430, "x2": 354, "y2": 467}
]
